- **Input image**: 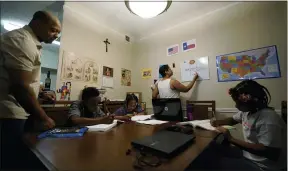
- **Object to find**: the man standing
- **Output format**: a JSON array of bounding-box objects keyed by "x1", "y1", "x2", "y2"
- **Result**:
[
  {"x1": 0, "y1": 11, "x2": 61, "y2": 169},
  {"x1": 152, "y1": 64, "x2": 198, "y2": 99}
]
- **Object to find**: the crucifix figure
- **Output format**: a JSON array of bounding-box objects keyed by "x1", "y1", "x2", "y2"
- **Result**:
[{"x1": 103, "y1": 38, "x2": 110, "y2": 52}]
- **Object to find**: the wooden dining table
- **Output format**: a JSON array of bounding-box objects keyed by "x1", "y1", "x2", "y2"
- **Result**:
[{"x1": 24, "y1": 122, "x2": 218, "y2": 171}]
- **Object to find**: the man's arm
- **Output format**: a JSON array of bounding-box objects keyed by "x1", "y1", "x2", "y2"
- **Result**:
[
  {"x1": 211, "y1": 117, "x2": 239, "y2": 127},
  {"x1": 2, "y1": 36, "x2": 54, "y2": 129},
  {"x1": 152, "y1": 84, "x2": 159, "y2": 99},
  {"x1": 8, "y1": 70, "x2": 51, "y2": 120},
  {"x1": 212, "y1": 111, "x2": 242, "y2": 127},
  {"x1": 171, "y1": 75, "x2": 198, "y2": 93}
]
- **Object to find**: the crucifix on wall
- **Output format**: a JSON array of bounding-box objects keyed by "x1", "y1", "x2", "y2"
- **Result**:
[{"x1": 103, "y1": 38, "x2": 110, "y2": 52}]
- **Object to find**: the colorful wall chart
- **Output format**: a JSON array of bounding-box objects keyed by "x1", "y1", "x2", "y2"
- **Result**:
[{"x1": 216, "y1": 45, "x2": 281, "y2": 82}]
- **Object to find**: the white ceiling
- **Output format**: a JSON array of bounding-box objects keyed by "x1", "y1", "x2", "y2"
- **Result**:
[
  {"x1": 1, "y1": 1, "x2": 236, "y2": 41},
  {"x1": 79, "y1": 1, "x2": 236, "y2": 40},
  {"x1": 0, "y1": 1, "x2": 64, "y2": 52},
  {"x1": 0, "y1": 1, "x2": 63, "y2": 25}
]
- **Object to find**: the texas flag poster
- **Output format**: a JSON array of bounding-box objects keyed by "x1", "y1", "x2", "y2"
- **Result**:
[{"x1": 182, "y1": 39, "x2": 196, "y2": 52}]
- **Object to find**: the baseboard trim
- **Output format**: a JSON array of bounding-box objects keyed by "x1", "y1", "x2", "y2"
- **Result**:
[{"x1": 146, "y1": 107, "x2": 281, "y2": 115}]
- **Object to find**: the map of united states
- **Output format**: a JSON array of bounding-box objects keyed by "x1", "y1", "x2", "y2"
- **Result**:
[{"x1": 219, "y1": 49, "x2": 269, "y2": 78}]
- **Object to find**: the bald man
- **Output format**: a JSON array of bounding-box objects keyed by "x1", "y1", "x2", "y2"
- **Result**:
[{"x1": 0, "y1": 11, "x2": 61, "y2": 169}]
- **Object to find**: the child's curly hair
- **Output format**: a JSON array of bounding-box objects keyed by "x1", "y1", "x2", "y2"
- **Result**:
[{"x1": 228, "y1": 80, "x2": 271, "y2": 108}]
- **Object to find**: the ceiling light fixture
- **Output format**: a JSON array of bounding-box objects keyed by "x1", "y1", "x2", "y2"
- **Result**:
[
  {"x1": 3, "y1": 21, "x2": 24, "y2": 31},
  {"x1": 125, "y1": 0, "x2": 172, "y2": 19},
  {"x1": 1, "y1": 20, "x2": 61, "y2": 46}
]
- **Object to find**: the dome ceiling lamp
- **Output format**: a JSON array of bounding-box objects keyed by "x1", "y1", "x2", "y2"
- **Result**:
[{"x1": 125, "y1": 0, "x2": 172, "y2": 19}]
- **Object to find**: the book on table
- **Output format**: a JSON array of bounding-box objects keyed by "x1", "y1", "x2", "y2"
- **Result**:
[{"x1": 177, "y1": 119, "x2": 236, "y2": 131}]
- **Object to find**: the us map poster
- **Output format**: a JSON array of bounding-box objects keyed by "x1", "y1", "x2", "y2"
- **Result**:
[{"x1": 216, "y1": 45, "x2": 281, "y2": 82}]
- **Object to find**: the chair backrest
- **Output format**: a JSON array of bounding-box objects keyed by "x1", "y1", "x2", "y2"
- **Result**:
[
  {"x1": 103, "y1": 101, "x2": 125, "y2": 114},
  {"x1": 186, "y1": 101, "x2": 216, "y2": 120},
  {"x1": 282, "y1": 101, "x2": 287, "y2": 124},
  {"x1": 54, "y1": 100, "x2": 75, "y2": 107},
  {"x1": 42, "y1": 101, "x2": 75, "y2": 126},
  {"x1": 43, "y1": 107, "x2": 70, "y2": 126}
]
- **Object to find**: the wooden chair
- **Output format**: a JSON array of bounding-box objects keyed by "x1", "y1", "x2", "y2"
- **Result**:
[
  {"x1": 25, "y1": 106, "x2": 70, "y2": 132},
  {"x1": 42, "y1": 101, "x2": 75, "y2": 126},
  {"x1": 282, "y1": 101, "x2": 287, "y2": 124},
  {"x1": 103, "y1": 100, "x2": 125, "y2": 114},
  {"x1": 54, "y1": 100, "x2": 75, "y2": 107},
  {"x1": 43, "y1": 107, "x2": 70, "y2": 126},
  {"x1": 186, "y1": 101, "x2": 216, "y2": 120}
]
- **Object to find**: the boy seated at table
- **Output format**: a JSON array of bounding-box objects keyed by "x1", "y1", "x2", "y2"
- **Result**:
[
  {"x1": 113, "y1": 94, "x2": 145, "y2": 121},
  {"x1": 211, "y1": 80, "x2": 286, "y2": 171},
  {"x1": 68, "y1": 87, "x2": 114, "y2": 126}
]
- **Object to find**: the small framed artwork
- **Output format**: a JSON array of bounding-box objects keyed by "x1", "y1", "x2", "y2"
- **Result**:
[
  {"x1": 103, "y1": 66, "x2": 114, "y2": 77},
  {"x1": 126, "y1": 92, "x2": 142, "y2": 103},
  {"x1": 140, "y1": 102, "x2": 146, "y2": 112}
]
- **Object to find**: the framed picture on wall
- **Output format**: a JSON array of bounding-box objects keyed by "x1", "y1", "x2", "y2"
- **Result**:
[
  {"x1": 126, "y1": 92, "x2": 142, "y2": 103},
  {"x1": 103, "y1": 66, "x2": 114, "y2": 77}
]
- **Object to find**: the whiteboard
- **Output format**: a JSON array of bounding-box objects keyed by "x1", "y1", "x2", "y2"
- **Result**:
[{"x1": 180, "y1": 56, "x2": 210, "y2": 82}]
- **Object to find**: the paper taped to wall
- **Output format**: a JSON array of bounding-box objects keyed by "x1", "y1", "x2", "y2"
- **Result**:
[{"x1": 180, "y1": 56, "x2": 210, "y2": 82}]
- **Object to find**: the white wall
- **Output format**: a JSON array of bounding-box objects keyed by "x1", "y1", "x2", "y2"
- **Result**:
[
  {"x1": 41, "y1": 48, "x2": 59, "y2": 69},
  {"x1": 56, "y1": 2, "x2": 287, "y2": 109},
  {"x1": 132, "y1": 2, "x2": 287, "y2": 109},
  {"x1": 56, "y1": 2, "x2": 135, "y2": 100}
]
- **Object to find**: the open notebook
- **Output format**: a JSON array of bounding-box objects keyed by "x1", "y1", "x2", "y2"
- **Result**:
[
  {"x1": 177, "y1": 119, "x2": 236, "y2": 131},
  {"x1": 87, "y1": 120, "x2": 118, "y2": 132}
]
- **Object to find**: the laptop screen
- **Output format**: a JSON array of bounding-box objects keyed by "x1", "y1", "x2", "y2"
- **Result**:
[{"x1": 152, "y1": 98, "x2": 183, "y2": 121}]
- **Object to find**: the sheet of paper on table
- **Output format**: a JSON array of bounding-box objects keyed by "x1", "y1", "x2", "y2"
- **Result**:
[
  {"x1": 136, "y1": 119, "x2": 168, "y2": 125},
  {"x1": 131, "y1": 114, "x2": 154, "y2": 121},
  {"x1": 87, "y1": 120, "x2": 118, "y2": 132}
]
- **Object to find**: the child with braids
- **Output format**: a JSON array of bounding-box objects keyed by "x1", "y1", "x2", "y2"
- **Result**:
[{"x1": 211, "y1": 80, "x2": 286, "y2": 171}]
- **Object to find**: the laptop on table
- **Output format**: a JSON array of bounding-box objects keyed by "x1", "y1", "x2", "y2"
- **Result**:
[
  {"x1": 131, "y1": 99, "x2": 194, "y2": 158},
  {"x1": 152, "y1": 98, "x2": 183, "y2": 122},
  {"x1": 131, "y1": 131, "x2": 195, "y2": 158}
]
